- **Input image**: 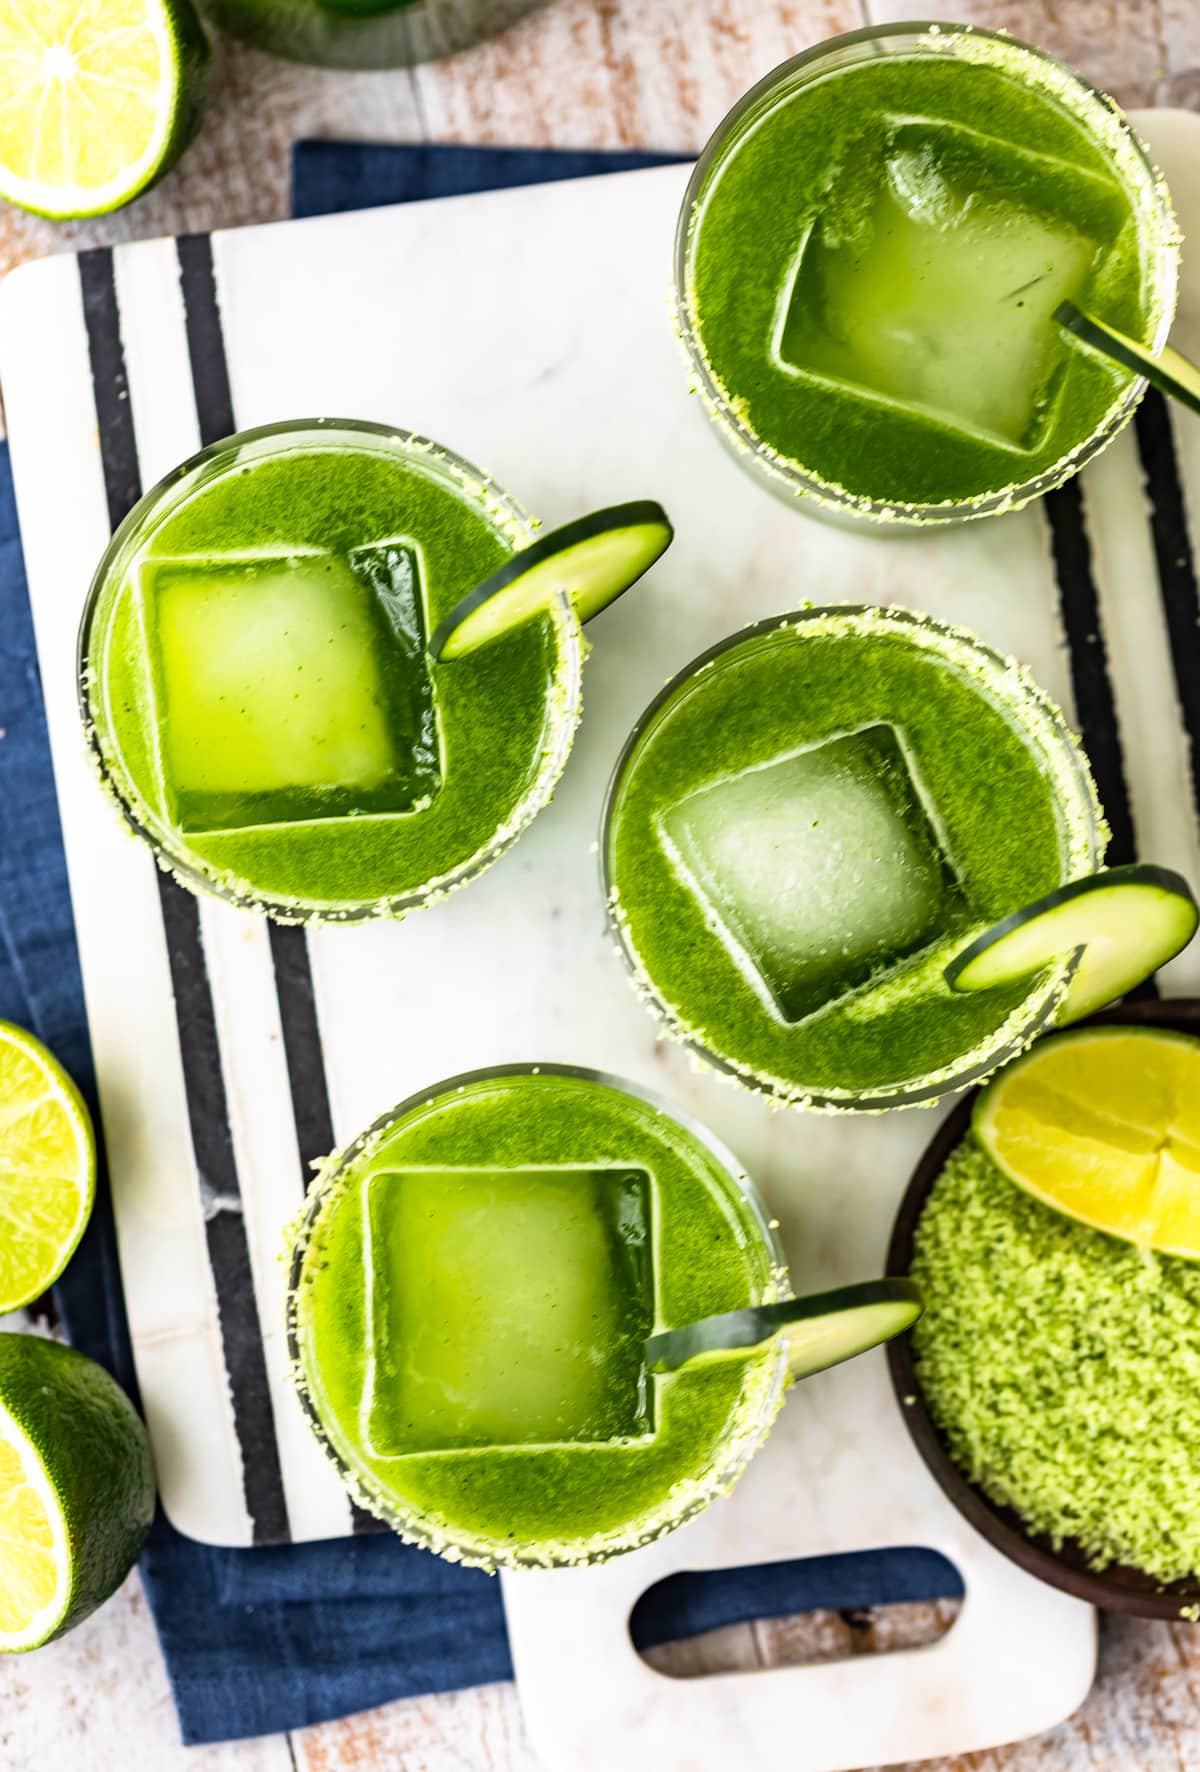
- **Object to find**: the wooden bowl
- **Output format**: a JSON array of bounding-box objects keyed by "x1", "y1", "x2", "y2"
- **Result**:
[{"x1": 886, "y1": 997, "x2": 1200, "y2": 1618}]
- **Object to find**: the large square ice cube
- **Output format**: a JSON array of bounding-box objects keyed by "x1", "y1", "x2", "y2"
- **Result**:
[
  {"x1": 776, "y1": 118, "x2": 1122, "y2": 449},
  {"x1": 661, "y1": 724, "x2": 970, "y2": 1023},
  {"x1": 141, "y1": 540, "x2": 440, "y2": 834},
  {"x1": 363, "y1": 1165, "x2": 655, "y2": 1455}
]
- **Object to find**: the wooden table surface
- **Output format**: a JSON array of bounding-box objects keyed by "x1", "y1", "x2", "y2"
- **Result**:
[{"x1": 3, "y1": 1, "x2": 1200, "y2": 1767}]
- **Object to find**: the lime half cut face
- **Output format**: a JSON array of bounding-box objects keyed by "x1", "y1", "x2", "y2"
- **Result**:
[
  {"x1": 0, "y1": 1023, "x2": 95, "y2": 1315},
  {"x1": 0, "y1": 1399, "x2": 68, "y2": 1650},
  {"x1": 0, "y1": 0, "x2": 210, "y2": 221},
  {"x1": 974, "y1": 1026, "x2": 1200, "y2": 1260}
]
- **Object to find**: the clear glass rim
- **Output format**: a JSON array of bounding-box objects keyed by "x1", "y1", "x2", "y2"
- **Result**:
[
  {"x1": 77, "y1": 418, "x2": 584, "y2": 924},
  {"x1": 285, "y1": 1061, "x2": 790, "y2": 1570},
  {"x1": 673, "y1": 20, "x2": 1181, "y2": 526},
  {"x1": 197, "y1": 0, "x2": 548, "y2": 73},
  {"x1": 599, "y1": 604, "x2": 1105, "y2": 1112}
]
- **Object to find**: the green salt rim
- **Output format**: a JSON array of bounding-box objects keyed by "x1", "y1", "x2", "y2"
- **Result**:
[{"x1": 910, "y1": 1135, "x2": 1200, "y2": 1583}]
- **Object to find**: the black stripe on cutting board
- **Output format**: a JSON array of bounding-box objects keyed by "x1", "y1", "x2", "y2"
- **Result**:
[
  {"x1": 177, "y1": 234, "x2": 236, "y2": 443},
  {"x1": 1044, "y1": 475, "x2": 1157, "y2": 999},
  {"x1": 1135, "y1": 391, "x2": 1200, "y2": 832},
  {"x1": 267, "y1": 923, "x2": 336, "y2": 1180},
  {"x1": 79, "y1": 247, "x2": 292, "y2": 1547},
  {"x1": 156, "y1": 885, "x2": 293, "y2": 1544},
  {"x1": 175, "y1": 236, "x2": 382, "y2": 1536},
  {"x1": 176, "y1": 236, "x2": 342, "y2": 1183},
  {"x1": 78, "y1": 249, "x2": 141, "y2": 526}
]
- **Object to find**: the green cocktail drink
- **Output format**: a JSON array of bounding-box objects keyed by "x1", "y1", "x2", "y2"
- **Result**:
[
  {"x1": 197, "y1": 0, "x2": 545, "y2": 69},
  {"x1": 676, "y1": 24, "x2": 1178, "y2": 524},
  {"x1": 287, "y1": 1065, "x2": 787, "y2": 1567},
  {"x1": 603, "y1": 607, "x2": 1105, "y2": 1111},
  {"x1": 80, "y1": 421, "x2": 580, "y2": 921}
]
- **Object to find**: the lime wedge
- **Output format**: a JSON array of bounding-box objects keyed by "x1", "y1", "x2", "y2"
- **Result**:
[
  {"x1": 1056, "y1": 300, "x2": 1200, "y2": 419},
  {"x1": 0, "y1": 0, "x2": 210, "y2": 221},
  {"x1": 429, "y1": 501, "x2": 673, "y2": 662},
  {"x1": 0, "y1": 1333, "x2": 155, "y2": 1651},
  {"x1": 974, "y1": 1026, "x2": 1200, "y2": 1260},
  {"x1": 0, "y1": 1024, "x2": 96, "y2": 1314},
  {"x1": 646, "y1": 1279, "x2": 923, "y2": 1381},
  {"x1": 944, "y1": 865, "x2": 1199, "y2": 1026}
]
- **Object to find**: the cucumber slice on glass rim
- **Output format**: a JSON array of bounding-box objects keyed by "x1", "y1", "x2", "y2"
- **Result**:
[
  {"x1": 645, "y1": 1279, "x2": 923, "y2": 1381},
  {"x1": 1055, "y1": 301, "x2": 1200, "y2": 418},
  {"x1": 428, "y1": 500, "x2": 673, "y2": 661},
  {"x1": 944, "y1": 864, "x2": 1199, "y2": 1026}
]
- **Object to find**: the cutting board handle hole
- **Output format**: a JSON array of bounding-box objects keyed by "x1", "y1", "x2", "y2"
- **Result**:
[{"x1": 629, "y1": 1547, "x2": 963, "y2": 1678}]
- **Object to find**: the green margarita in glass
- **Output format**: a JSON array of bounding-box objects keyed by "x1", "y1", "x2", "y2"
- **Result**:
[
  {"x1": 603, "y1": 607, "x2": 1105, "y2": 1111},
  {"x1": 676, "y1": 23, "x2": 1178, "y2": 524},
  {"x1": 197, "y1": 0, "x2": 545, "y2": 69},
  {"x1": 80, "y1": 421, "x2": 580, "y2": 921},
  {"x1": 287, "y1": 1065, "x2": 787, "y2": 1568}
]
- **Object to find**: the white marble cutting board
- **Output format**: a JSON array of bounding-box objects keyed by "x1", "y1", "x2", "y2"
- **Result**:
[{"x1": 4, "y1": 108, "x2": 1200, "y2": 1770}]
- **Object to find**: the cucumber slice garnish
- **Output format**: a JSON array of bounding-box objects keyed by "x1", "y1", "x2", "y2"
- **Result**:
[
  {"x1": 429, "y1": 500, "x2": 674, "y2": 661},
  {"x1": 1056, "y1": 301, "x2": 1200, "y2": 418},
  {"x1": 944, "y1": 864, "x2": 1199, "y2": 1025},
  {"x1": 645, "y1": 1279, "x2": 923, "y2": 1381}
]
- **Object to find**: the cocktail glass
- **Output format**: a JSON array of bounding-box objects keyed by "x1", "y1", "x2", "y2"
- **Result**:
[
  {"x1": 79, "y1": 419, "x2": 582, "y2": 923},
  {"x1": 602, "y1": 605, "x2": 1106, "y2": 1110},
  {"x1": 286, "y1": 1063, "x2": 788, "y2": 1569},
  {"x1": 675, "y1": 23, "x2": 1179, "y2": 526}
]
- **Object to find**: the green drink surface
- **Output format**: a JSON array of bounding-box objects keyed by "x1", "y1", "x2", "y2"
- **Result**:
[
  {"x1": 606, "y1": 610, "x2": 1101, "y2": 1105},
  {"x1": 87, "y1": 433, "x2": 574, "y2": 914},
  {"x1": 685, "y1": 35, "x2": 1171, "y2": 510},
  {"x1": 292, "y1": 1072, "x2": 781, "y2": 1564}
]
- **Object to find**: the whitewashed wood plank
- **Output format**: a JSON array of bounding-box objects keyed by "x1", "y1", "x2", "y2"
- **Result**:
[
  {"x1": 412, "y1": 0, "x2": 863, "y2": 153},
  {"x1": 0, "y1": 1572, "x2": 293, "y2": 1772},
  {"x1": 292, "y1": 1680, "x2": 543, "y2": 1772}
]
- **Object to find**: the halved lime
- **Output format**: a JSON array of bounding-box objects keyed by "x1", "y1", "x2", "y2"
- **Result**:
[
  {"x1": 0, "y1": 1023, "x2": 96, "y2": 1314},
  {"x1": 1056, "y1": 300, "x2": 1200, "y2": 419},
  {"x1": 0, "y1": 1333, "x2": 155, "y2": 1651},
  {"x1": 944, "y1": 865, "x2": 1199, "y2": 1026},
  {"x1": 0, "y1": 0, "x2": 210, "y2": 222},
  {"x1": 975, "y1": 1027, "x2": 1200, "y2": 1259},
  {"x1": 429, "y1": 501, "x2": 674, "y2": 661},
  {"x1": 646, "y1": 1279, "x2": 923, "y2": 1381}
]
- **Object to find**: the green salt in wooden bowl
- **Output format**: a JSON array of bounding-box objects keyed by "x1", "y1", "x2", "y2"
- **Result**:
[{"x1": 886, "y1": 996, "x2": 1200, "y2": 1620}]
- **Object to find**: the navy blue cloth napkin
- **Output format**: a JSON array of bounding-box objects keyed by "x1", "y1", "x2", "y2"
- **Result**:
[
  {"x1": 0, "y1": 142, "x2": 960, "y2": 1748},
  {"x1": 291, "y1": 139, "x2": 685, "y2": 219}
]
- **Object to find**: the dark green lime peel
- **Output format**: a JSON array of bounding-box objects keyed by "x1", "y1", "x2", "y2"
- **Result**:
[
  {"x1": 429, "y1": 500, "x2": 673, "y2": 661},
  {"x1": 1056, "y1": 301, "x2": 1200, "y2": 418},
  {"x1": 945, "y1": 864, "x2": 1198, "y2": 1026},
  {"x1": 647, "y1": 1278, "x2": 923, "y2": 1381}
]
